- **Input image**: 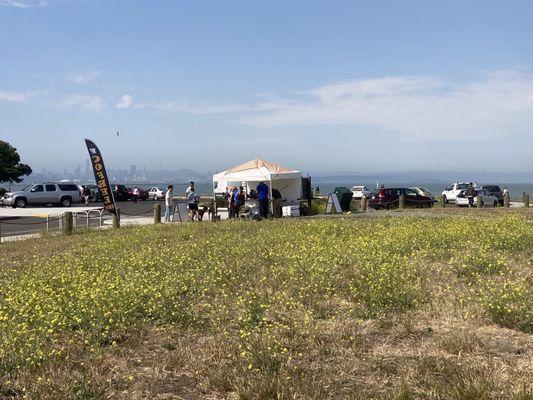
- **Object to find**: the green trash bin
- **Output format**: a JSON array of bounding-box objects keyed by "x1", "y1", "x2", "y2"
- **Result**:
[{"x1": 333, "y1": 186, "x2": 352, "y2": 212}]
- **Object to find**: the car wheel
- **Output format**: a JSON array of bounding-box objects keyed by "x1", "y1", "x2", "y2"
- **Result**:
[
  {"x1": 60, "y1": 197, "x2": 72, "y2": 207},
  {"x1": 14, "y1": 197, "x2": 27, "y2": 208},
  {"x1": 153, "y1": 195, "x2": 159, "y2": 201},
  {"x1": 443, "y1": 195, "x2": 448, "y2": 203}
]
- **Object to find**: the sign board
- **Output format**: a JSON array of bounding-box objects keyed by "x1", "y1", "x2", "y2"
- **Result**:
[
  {"x1": 84, "y1": 139, "x2": 117, "y2": 215},
  {"x1": 173, "y1": 201, "x2": 189, "y2": 222},
  {"x1": 325, "y1": 193, "x2": 342, "y2": 214},
  {"x1": 172, "y1": 201, "x2": 189, "y2": 222}
]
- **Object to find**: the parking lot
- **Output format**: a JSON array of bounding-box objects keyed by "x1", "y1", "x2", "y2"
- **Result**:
[{"x1": 0, "y1": 200, "x2": 166, "y2": 239}]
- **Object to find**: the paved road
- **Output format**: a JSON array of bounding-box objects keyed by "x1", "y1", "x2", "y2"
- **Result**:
[{"x1": 0, "y1": 199, "x2": 166, "y2": 238}]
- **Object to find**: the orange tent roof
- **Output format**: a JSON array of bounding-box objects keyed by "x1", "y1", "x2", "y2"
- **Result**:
[{"x1": 226, "y1": 158, "x2": 298, "y2": 174}]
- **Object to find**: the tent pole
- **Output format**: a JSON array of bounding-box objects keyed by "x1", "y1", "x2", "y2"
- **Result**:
[{"x1": 269, "y1": 177, "x2": 273, "y2": 215}]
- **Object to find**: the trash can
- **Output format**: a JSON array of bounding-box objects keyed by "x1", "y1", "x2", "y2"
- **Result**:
[{"x1": 334, "y1": 186, "x2": 352, "y2": 212}]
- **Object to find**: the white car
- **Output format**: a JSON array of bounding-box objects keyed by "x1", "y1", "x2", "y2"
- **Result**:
[
  {"x1": 147, "y1": 187, "x2": 165, "y2": 201},
  {"x1": 351, "y1": 185, "x2": 371, "y2": 199},
  {"x1": 455, "y1": 189, "x2": 499, "y2": 207},
  {"x1": 442, "y1": 182, "x2": 476, "y2": 203},
  {"x1": 1, "y1": 182, "x2": 82, "y2": 208}
]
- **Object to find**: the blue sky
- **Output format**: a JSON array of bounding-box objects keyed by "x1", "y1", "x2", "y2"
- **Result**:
[{"x1": 2, "y1": 0, "x2": 533, "y2": 174}]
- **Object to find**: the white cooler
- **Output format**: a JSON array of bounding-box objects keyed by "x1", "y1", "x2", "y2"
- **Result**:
[{"x1": 282, "y1": 205, "x2": 300, "y2": 217}]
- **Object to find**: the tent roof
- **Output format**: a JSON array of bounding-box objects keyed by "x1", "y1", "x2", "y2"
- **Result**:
[
  {"x1": 226, "y1": 158, "x2": 298, "y2": 175},
  {"x1": 213, "y1": 158, "x2": 301, "y2": 181}
]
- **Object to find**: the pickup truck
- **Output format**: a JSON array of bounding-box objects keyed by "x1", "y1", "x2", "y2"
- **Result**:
[{"x1": 442, "y1": 182, "x2": 476, "y2": 203}]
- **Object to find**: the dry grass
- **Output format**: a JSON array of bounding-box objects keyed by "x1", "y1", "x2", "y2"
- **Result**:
[{"x1": 0, "y1": 211, "x2": 532, "y2": 399}]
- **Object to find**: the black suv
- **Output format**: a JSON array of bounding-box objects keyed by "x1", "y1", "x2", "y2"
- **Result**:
[{"x1": 112, "y1": 184, "x2": 130, "y2": 201}]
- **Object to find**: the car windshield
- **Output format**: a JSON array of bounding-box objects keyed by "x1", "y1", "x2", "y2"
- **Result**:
[{"x1": 21, "y1": 185, "x2": 32, "y2": 191}]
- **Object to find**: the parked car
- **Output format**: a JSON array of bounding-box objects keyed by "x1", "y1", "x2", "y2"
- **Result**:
[
  {"x1": 351, "y1": 185, "x2": 371, "y2": 199},
  {"x1": 371, "y1": 187, "x2": 433, "y2": 209},
  {"x1": 410, "y1": 187, "x2": 434, "y2": 198},
  {"x1": 1, "y1": 182, "x2": 82, "y2": 208},
  {"x1": 147, "y1": 187, "x2": 166, "y2": 201},
  {"x1": 455, "y1": 189, "x2": 499, "y2": 207},
  {"x1": 442, "y1": 182, "x2": 477, "y2": 203},
  {"x1": 112, "y1": 184, "x2": 130, "y2": 201},
  {"x1": 479, "y1": 185, "x2": 504, "y2": 206},
  {"x1": 127, "y1": 187, "x2": 149, "y2": 201}
]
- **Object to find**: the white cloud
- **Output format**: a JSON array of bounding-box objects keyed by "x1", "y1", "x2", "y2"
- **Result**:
[
  {"x1": 233, "y1": 71, "x2": 533, "y2": 140},
  {"x1": 57, "y1": 93, "x2": 105, "y2": 111},
  {"x1": 0, "y1": 89, "x2": 44, "y2": 102},
  {"x1": 116, "y1": 94, "x2": 133, "y2": 109},
  {"x1": 0, "y1": 0, "x2": 46, "y2": 7},
  {"x1": 66, "y1": 70, "x2": 101, "y2": 85},
  {"x1": 136, "y1": 98, "x2": 253, "y2": 114},
  {"x1": 132, "y1": 71, "x2": 533, "y2": 140}
]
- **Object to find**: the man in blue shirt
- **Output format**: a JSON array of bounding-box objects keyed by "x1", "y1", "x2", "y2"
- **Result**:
[{"x1": 256, "y1": 181, "x2": 269, "y2": 218}]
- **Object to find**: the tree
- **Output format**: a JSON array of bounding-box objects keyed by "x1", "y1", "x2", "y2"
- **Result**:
[{"x1": 0, "y1": 140, "x2": 32, "y2": 183}]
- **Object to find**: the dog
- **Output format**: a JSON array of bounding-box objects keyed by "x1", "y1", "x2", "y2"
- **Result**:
[{"x1": 196, "y1": 205, "x2": 209, "y2": 221}]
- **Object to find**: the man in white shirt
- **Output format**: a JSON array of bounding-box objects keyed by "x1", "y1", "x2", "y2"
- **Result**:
[
  {"x1": 164, "y1": 185, "x2": 174, "y2": 222},
  {"x1": 133, "y1": 186, "x2": 140, "y2": 204},
  {"x1": 186, "y1": 181, "x2": 195, "y2": 195}
]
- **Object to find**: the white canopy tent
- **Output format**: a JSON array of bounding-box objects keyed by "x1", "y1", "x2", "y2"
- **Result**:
[{"x1": 213, "y1": 159, "x2": 303, "y2": 205}]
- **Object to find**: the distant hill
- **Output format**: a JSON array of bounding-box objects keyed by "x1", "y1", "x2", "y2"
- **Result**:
[{"x1": 310, "y1": 171, "x2": 533, "y2": 184}]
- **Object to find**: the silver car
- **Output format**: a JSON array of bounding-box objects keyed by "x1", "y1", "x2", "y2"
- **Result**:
[
  {"x1": 1, "y1": 182, "x2": 82, "y2": 208},
  {"x1": 147, "y1": 187, "x2": 165, "y2": 201}
]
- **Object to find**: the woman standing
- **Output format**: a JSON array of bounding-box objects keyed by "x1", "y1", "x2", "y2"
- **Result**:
[{"x1": 234, "y1": 186, "x2": 246, "y2": 217}]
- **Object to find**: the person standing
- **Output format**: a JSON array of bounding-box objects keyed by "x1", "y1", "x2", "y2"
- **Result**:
[
  {"x1": 164, "y1": 185, "x2": 174, "y2": 222},
  {"x1": 82, "y1": 185, "x2": 91, "y2": 206},
  {"x1": 228, "y1": 186, "x2": 238, "y2": 219},
  {"x1": 235, "y1": 186, "x2": 246, "y2": 217},
  {"x1": 257, "y1": 181, "x2": 269, "y2": 218},
  {"x1": 187, "y1": 187, "x2": 200, "y2": 221},
  {"x1": 132, "y1": 186, "x2": 140, "y2": 204},
  {"x1": 466, "y1": 183, "x2": 476, "y2": 208},
  {"x1": 186, "y1": 181, "x2": 195, "y2": 195}
]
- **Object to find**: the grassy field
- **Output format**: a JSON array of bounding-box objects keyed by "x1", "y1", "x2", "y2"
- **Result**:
[{"x1": 0, "y1": 211, "x2": 532, "y2": 399}]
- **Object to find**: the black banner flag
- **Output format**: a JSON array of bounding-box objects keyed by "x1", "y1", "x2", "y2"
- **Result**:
[{"x1": 84, "y1": 139, "x2": 117, "y2": 215}]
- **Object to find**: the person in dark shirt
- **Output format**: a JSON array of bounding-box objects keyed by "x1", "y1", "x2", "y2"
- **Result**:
[
  {"x1": 466, "y1": 184, "x2": 476, "y2": 207},
  {"x1": 234, "y1": 186, "x2": 246, "y2": 217},
  {"x1": 256, "y1": 181, "x2": 269, "y2": 218},
  {"x1": 272, "y1": 188, "x2": 282, "y2": 217},
  {"x1": 229, "y1": 186, "x2": 238, "y2": 219}
]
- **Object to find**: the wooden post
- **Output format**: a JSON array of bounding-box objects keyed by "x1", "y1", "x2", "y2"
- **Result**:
[
  {"x1": 504, "y1": 192, "x2": 510, "y2": 208},
  {"x1": 64, "y1": 211, "x2": 73, "y2": 235},
  {"x1": 154, "y1": 204, "x2": 161, "y2": 224},
  {"x1": 113, "y1": 208, "x2": 120, "y2": 228},
  {"x1": 360, "y1": 196, "x2": 367, "y2": 212},
  {"x1": 524, "y1": 193, "x2": 530, "y2": 208},
  {"x1": 398, "y1": 195, "x2": 404, "y2": 210},
  {"x1": 476, "y1": 195, "x2": 483, "y2": 208}
]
